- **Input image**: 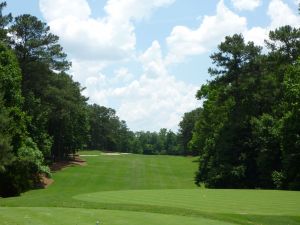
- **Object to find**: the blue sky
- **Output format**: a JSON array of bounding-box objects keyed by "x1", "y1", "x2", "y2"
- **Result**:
[{"x1": 5, "y1": 0, "x2": 300, "y2": 131}]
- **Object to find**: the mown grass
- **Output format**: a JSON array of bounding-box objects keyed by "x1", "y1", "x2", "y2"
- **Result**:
[{"x1": 0, "y1": 151, "x2": 300, "y2": 225}]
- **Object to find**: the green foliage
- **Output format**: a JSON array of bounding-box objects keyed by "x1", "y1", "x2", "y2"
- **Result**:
[
  {"x1": 280, "y1": 60, "x2": 300, "y2": 189},
  {"x1": 87, "y1": 105, "x2": 182, "y2": 155},
  {"x1": 251, "y1": 114, "x2": 281, "y2": 188},
  {"x1": 0, "y1": 42, "x2": 23, "y2": 107},
  {"x1": 0, "y1": 94, "x2": 13, "y2": 172},
  {"x1": 0, "y1": 41, "x2": 26, "y2": 154},
  {"x1": 192, "y1": 27, "x2": 300, "y2": 190},
  {"x1": 133, "y1": 129, "x2": 181, "y2": 155},
  {"x1": 87, "y1": 104, "x2": 123, "y2": 151},
  {"x1": 17, "y1": 137, "x2": 50, "y2": 176},
  {"x1": 10, "y1": 14, "x2": 71, "y2": 72},
  {"x1": 46, "y1": 72, "x2": 89, "y2": 159},
  {"x1": 0, "y1": 138, "x2": 50, "y2": 196},
  {"x1": 178, "y1": 108, "x2": 202, "y2": 155},
  {"x1": 272, "y1": 171, "x2": 285, "y2": 189},
  {"x1": 0, "y1": 40, "x2": 51, "y2": 196}
]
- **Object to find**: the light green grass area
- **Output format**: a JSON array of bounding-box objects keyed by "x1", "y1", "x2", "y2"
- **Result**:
[
  {"x1": 1, "y1": 151, "x2": 300, "y2": 225},
  {"x1": 0, "y1": 207, "x2": 233, "y2": 225}
]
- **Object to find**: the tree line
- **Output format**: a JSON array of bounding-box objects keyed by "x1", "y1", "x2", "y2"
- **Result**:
[
  {"x1": 182, "y1": 25, "x2": 300, "y2": 190},
  {"x1": 87, "y1": 104, "x2": 188, "y2": 155}
]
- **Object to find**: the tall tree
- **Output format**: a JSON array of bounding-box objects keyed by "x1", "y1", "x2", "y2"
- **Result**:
[
  {"x1": 10, "y1": 14, "x2": 70, "y2": 72},
  {"x1": 193, "y1": 34, "x2": 263, "y2": 188}
]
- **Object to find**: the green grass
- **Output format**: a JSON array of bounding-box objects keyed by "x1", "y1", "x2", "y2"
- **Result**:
[
  {"x1": 0, "y1": 207, "x2": 233, "y2": 225},
  {"x1": 1, "y1": 151, "x2": 300, "y2": 225},
  {"x1": 74, "y1": 189, "x2": 300, "y2": 215}
]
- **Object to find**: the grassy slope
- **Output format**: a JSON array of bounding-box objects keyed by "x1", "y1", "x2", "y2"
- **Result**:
[{"x1": 0, "y1": 151, "x2": 300, "y2": 225}]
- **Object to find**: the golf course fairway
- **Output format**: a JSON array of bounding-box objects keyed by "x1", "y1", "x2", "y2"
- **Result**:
[{"x1": 0, "y1": 152, "x2": 300, "y2": 225}]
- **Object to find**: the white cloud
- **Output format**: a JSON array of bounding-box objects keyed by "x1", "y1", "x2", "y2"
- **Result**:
[
  {"x1": 166, "y1": 0, "x2": 247, "y2": 64},
  {"x1": 112, "y1": 68, "x2": 134, "y2": 83},
  {"x1": 104, "y1": 0, "x2": 175, "y2": 21},
  {"x1": 40, "y1": 1, "x2": 135, "y2": 61},
  {"x1": 116, "y1": 74, "x2": 199, "y2": 131},
  {"x1": 244, "y1": 0, "x2": 300, "y2": 45},
  {"x1": 82, "y1": 41, "x2": 199, "y2": 131},
  {"x1": 140, "y1": 41, "x2": 168, "y2": 78},
  {"x1": 231, "y1": 0, "x2": 261, "y2": 11},
  {"x1": 40, "y1": 0, "x2": 91, "y2": 21},
  {"x1": 166, "y1": 0, "x2": 300, "y2": 64},
  {"x1": 268, "y1": 0, "x2": 300, "y2": 29},
  {"x1": 39, "y1": 0, "x2": 174, "y2": 62},
  {"x1": 244, "y1": 27, "x2": 268, "y2": 47},
  {"x1": 114, "y1": 41, "x2": 199, "y2": 131}
]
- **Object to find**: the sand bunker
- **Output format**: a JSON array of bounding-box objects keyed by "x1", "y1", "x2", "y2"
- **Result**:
[
  {"x1": 101, "y1": 152, "x2": 131, "y2": 156},
  {"x1": 79, "y1": 153, "x2": 131, "y2": 156}
]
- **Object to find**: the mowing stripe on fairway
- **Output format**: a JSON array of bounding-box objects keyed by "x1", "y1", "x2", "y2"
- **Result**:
[
  {"x1": 74, "y1": 188, "x2": 300, "y2": 216},
  {"x1": 0, "y1": 207, "x2": 233, "y2": 225}
]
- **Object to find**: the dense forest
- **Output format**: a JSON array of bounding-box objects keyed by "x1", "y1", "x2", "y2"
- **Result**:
[{"x1": 1, "y1": 1, "x2": 300, "y2": 197}]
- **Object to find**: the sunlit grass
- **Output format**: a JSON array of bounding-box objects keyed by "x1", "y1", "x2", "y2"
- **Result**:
[{"x1": 1, "y1": 151, "x2": 300, "y2": 225}]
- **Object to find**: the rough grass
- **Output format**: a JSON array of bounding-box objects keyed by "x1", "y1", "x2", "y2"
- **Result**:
[{"x1": 0, "y1": 151, "x2": 300, "y2": 225}]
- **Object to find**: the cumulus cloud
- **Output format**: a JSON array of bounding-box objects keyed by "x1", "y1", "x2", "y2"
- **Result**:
[
  {"x1": 268, "y1": 0, "x2": 300, "y2": 29},
  {"x1": 244, "y1": 0, "x2": 300, "y2": 45},
  {"x1": 140, "y1": 41, "x2": 168, "y2": 78},
  {"x1": 40, "y1": 0, "x2": 91, "y2": 21},
  {"x1": 40, "y1": 0, "x2": 133, "y2": 61},
  {"x1": 116, "y1": 74, "x2": 198, "y2": 131},
  {"x1": 39, "y1": 0, "x2": 174, "y2": 61},
  {"x1": 243, "y1": 27, "x2": 267, "y2": 47},
  {"x1": 113, "y1": 41, "x2": 199, "y2": 131},
  {"x1": 231, "y1": 0, "x2": 261, "y2": 11},
  {"x1": 104, "y1": 0, "x2": 175, "y2": 21},
  {"x1": 112, "y1": 68, "x2": 134, "y2": 83},
  {"x1": 166, "y1": 0, "x2": 300, "y2": 64},
  {"x1": 81, "y1": 41, "x2": 199, "y2": 131},
  {"x1": 166, "y1": 0, "x2": 247, "y2": 64}
]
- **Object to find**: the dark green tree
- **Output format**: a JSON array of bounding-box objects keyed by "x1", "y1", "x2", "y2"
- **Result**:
[
  {"x1": 178, "y1": 108, "x2": 202, "y2": 155},
  {"x1": 0, "y1": 41, "x2": 49, "y2": 197},
  {"x1": 280, "y1": 60, "x2": 300, "y2": 189},
  {"x1": 0, "y1": 94, "x2": 13, "y2": 172},
  {"x1": 10, "y1": 14, "x2": 70, "y2": 72},
  {"x1": 193, "y1": 34, "x2": 263, "y2": 188}
]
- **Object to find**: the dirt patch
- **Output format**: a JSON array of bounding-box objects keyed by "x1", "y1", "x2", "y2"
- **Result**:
[
  {"x1": 38, "y1": 156, "x2": 86, "y2": 189},
  {"x1": 39, "y1": 175, "x2": 54, "y2": 188},
  {"x1": 50, "y1": 156, "x2": 87, "y2": 172}
]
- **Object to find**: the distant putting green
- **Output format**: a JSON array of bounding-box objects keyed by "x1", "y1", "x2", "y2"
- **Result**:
[{"x1": 1, "y1": 151, "x2": 300, "y2": 225}]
